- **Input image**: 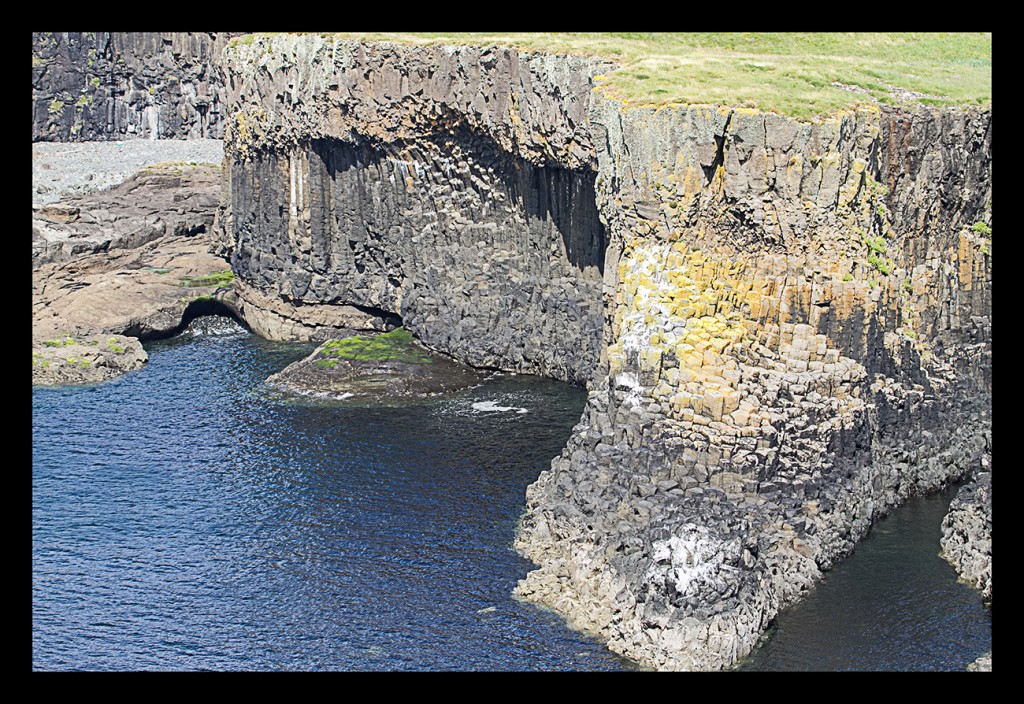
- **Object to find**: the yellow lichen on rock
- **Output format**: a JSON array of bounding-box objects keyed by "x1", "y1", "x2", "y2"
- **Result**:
[{"x1": 614, "y1": 237, "x2": 757, "y2": 419}]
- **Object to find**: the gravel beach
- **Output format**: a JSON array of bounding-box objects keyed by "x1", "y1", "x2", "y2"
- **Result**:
[{"x1": 32, "y1": 139, "x2": 224, "y2": 206}]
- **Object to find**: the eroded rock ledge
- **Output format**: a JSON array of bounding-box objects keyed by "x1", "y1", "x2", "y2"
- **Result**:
[
  {"x1": 33, "y1": 162, "x2": 236, "y2": 385},
  {"x1": 217, "y1": 35, "x2": 992, "y2": 670}
]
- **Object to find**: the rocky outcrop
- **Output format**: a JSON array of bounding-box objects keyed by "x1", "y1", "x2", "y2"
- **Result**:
[
  {"x1": 265, "y1": 327, "x2": 485, "y2": 401},
  {"x1": 514, "y1": 98, "x2": 991, "y2": 670},
  {"x1": 32, "y1": 333, "x2": 148, "y2": 386},
  {"x1": 33, "y1": 162, "x2": 236, "y2": 384},
  {"x1": 941, "y1": 461, "x2": 992, "y2": 600},
  {"x1": 968, "y1": 652, "x2": 992, "y2": 672},
  {"x1": 216, "y1": 35, "x2": 992, "y2": 671},
  {"x1": 33, "y1": 160, "x2": 221, "y2": 268},
  {"x1": 32, "y1": 32, "x2": 241, "y2": 142}
]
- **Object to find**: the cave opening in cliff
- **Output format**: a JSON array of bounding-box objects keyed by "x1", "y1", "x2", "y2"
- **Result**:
[
  {"x1": 127, "y1": 297, "x2": 252, "y2": 342},
  {"x1": 231, "y1": 131, "x2": 611, "y2": 384}
]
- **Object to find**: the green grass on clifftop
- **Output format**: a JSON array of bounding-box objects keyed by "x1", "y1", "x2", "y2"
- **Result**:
[{"x1": 279, "y1": 32, "x2": 991, "y2": 120}]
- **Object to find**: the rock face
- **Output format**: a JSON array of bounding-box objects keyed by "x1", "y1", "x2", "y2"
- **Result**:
[
  {"x1": 218, "y1": 37, "x2": 611, "y2": 385},
  {"x1": 941, "y1": 462, "x2": 992, "y2": 600},
  {"x1": 32, "y1": 32, "x2": 241, "y2": 142},
  {"x1": 33, "y1": 162, "x2": 235, "y2": 385},
  {"x1": 513, "y1": 99, "x2": 992, "y2": 670},
  {"x1": 214, "y1": 35, "x2": 991, "y2": 670}
]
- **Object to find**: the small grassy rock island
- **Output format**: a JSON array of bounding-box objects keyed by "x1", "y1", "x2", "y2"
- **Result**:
[{"x1": 265, "y1": 328, "x2": 485, "y2": 401}]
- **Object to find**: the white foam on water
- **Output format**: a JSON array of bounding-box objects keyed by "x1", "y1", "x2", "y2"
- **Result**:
[{"x1": 472, "y1": 401, "x2": 528, "y2": 414}]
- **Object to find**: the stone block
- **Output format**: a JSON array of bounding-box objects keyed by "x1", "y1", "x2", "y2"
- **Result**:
[
  {"x1": 704, "y1": 389, "x2": 725, "y2": 421},
  {"x1": 788, "y1": 358, "x2": 809, "y2": 373},
  {"x1": 730, "y1": 407, "x2": 752, "y2": 427},
  {"x1": 722, "y1": 388, "x2": 741, "y2": 416},
  {"x1": 652, "y1": 381, "x2": 674, "y2": 400}
]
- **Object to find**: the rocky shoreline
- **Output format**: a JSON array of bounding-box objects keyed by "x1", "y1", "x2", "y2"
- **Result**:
[
  {"x1": 32, "y1": 34, "x2": 992, "y2": 672},
  {"x1": 212, "y1": 35, "x2": 991, "y2": 671},
  {"x1": 32, "y1": 142, "x2": 234, "y2": 386},
  {"x1": 941, "y1": 464, "x2": 992, "y2": 601}
]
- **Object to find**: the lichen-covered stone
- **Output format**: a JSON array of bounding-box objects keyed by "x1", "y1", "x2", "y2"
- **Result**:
[
  {"x1": 214, "y1": 36, "x2": 992, "y2": 671},
  {"x1": 32, "y1": 333, "x2": 147, "y2": 386}
]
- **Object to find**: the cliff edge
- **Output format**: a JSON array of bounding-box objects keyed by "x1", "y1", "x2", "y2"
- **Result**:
[{"x1": 213, "y1": 34, "x2": 991, "y2": 670}]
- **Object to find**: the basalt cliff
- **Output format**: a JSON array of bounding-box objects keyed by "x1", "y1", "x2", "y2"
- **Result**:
[
  {"x1": 37, "y1": 33, "x2": 993, "y2": 670},
  {"x1": 32, "y1": 32, "x2": 241, "y2": 142}
]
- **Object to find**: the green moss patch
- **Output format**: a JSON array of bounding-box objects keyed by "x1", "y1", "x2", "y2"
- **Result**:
[
  {"x1": 319, "y1": 328, "x2": 433, "y2": 365},
  {"x1": 179, "y1": 270, "x2": 235, "y2": 288}
]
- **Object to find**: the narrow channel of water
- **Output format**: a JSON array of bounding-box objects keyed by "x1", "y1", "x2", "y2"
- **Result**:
[
  {"x1": 32, "y1": 317, "x2": 990, "y2": 671},
  {"x1": 736, "y1": 485, "x2": 992, "y2": 671}
]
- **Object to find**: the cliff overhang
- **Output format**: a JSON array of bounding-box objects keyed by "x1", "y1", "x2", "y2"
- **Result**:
[{"x1": 218, "y1": 34, "x2": 992, "y2": 671}]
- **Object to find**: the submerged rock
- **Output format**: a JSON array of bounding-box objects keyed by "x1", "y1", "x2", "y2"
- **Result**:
[{"x1": 265, "y1": 327, "x2": 485, "y2": 401}]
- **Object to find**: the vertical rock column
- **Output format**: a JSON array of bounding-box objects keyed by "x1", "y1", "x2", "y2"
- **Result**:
[
  {"x1": 32, "y1": 31, "x2": 238, "y2": 141},
  {"x1": 514, "y1": 97, "x2": 991, "y2": 670},
  {"x1": 219, "y1": 36, "x2": 614, "y2": 383}
]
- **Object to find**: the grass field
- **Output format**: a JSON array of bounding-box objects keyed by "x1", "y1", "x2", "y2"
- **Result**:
[{"x1": 284, "y1": 32, "x2": 991, "y2": 121}]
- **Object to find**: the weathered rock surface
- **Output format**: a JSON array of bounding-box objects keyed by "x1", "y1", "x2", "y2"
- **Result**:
[
  {"x1": 218, "y1": 37, "x2": 611, "y2": 385},
  {"x1": 32, "y1": 32, "x2": 241, "y2": 142},
  {"x1": 511, "y1": 97, "x2": 991, "y2": 670},
  {"x1": 214, "y1": 35, "x2": 993, "y2": 670},
  {"x1": 32, "y1": 333, "x2": 147, "y2": 386},
  {"x1": 265, "y1": 327, "x2": 485, "y2": 401},
  {"x1": 33, "y1": 160, "x2": 221, "y2": 267},
  {"x1": 33, "y1": 162, "x2": 235, "y2": 385},
  {"x1": 941, "y1": 461, "x2": 992, "y2": 601},
  {"x1": 968, "y1": 652, "x2": 992, "y2": 672},
  {"x1": 32, "y1": 139, "x2": 224, "y2": 205}
]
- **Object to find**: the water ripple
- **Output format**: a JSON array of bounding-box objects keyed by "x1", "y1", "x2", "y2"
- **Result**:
[{"x1": 33, "y1": 317, "x2": 634, "y2": 671}]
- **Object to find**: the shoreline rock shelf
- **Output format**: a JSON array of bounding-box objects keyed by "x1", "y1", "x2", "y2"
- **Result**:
[{"x1": 32, "y1": 160, "x2": 237, "y2": 386}]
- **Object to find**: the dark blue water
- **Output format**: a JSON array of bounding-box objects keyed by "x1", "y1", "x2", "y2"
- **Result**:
[
  {"x1": 32, "y1": 317, "x2": 636, "y2": 671},
  {"x1": 33, "y1": 317, "x2": 991, "y2": 671}
]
